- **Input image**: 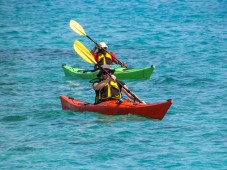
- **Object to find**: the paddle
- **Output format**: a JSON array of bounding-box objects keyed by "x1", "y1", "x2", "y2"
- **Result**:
[
  {"x1": 70, "y1": 20, "x2": 127, "y2": 68},
  {"x1": 73, "y1": 40, "x2": 144, "y2": 103}
]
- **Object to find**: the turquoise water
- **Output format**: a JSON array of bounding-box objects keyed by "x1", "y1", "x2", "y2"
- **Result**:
[{"x1": 1, "y1": 0, "x2": 227, "y2": 169}]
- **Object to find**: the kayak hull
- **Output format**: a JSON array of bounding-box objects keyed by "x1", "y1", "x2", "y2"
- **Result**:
[
  {"x1": 60, "y1": 95, "x2": 173, "y2": 120},
  {"x1": 62, "y1": 64, "x2": 155, "y2": 80}
]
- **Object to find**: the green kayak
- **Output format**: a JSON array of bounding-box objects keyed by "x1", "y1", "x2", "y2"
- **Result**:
[{"x1": 62, "y1": 64, "x2": 155, "y2": 80}]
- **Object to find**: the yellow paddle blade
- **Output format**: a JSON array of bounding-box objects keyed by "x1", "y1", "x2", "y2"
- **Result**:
[
  {"x1": 69, "y1": 20, "x2": 87, "y2": 36},
  {"x1": 73, "y1": 40, "x2": 97, "y2": 64}
]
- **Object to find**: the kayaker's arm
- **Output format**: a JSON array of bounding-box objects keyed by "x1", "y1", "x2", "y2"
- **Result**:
[
  {"x1": 93, "y1": 75, "x2": 116, "y2": 91},
  {"x1": 121, "y1": 85, "x2": 146, "y2": 104},
  {"x1": 90, "y1": 45, "x2": 98, "y2": 54},
  {"x1": 93, "y1": 80, "x2": 109, "y2": 91},
  {"x1": 110, "y1": 52, "x2": 127, "y2": 68},
  {"x1": 112, "y1": 58, "x2": 127, "y2": 68}
]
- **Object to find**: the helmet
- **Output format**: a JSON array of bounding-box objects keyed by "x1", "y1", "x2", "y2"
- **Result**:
[{"x1": 99, "y1": 42, "x2": 108, "y2": 48}]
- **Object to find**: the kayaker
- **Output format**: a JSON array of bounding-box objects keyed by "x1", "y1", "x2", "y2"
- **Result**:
[
  {"x1": 93, "y1": 65, "x2": 146, "y2": 104},
  {"x1": 90, "y1": 42, "x2": 127, "y2": 69}
]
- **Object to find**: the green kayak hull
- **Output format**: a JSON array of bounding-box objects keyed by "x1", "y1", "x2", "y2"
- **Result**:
[{"x1": 62, "y1": 64, "x2": 155, "y2": 80}]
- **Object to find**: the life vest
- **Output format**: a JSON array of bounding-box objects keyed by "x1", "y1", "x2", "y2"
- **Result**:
[
  {"x1": 95, "y1": 81, "x2": 122, "y2": 103},
  {"x1": 94, "y1": 53, "x2": 113, "y2": 69}
]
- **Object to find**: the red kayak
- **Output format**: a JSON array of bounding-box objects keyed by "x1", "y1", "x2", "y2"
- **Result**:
[{"x1": 60, "y1": 95, "x2": 173, "y2": 120}]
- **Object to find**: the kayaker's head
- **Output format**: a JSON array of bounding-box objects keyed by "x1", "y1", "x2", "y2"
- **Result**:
[
  {"x1": 97, "y1": 64, "x2": 115, "y2": 78},
  {"x1": 98, "y1": 42, "x2": 108, "y2": 53}
]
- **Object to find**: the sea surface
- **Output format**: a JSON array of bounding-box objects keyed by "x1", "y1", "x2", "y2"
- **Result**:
[{"x1": 0, "y1": 0, "x2": 227, "y2": 169}]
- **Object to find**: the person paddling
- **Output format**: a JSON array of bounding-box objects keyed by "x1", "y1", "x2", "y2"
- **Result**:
[
  {"x1": 93, "y1": 65, "x2": 145, "y2": 104},
  {"x1": 91, "y1": 42, "x2": 127, "y2": 70}
]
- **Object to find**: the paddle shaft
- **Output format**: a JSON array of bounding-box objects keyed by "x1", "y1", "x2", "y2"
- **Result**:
[{"x1": 97, "y1": 64, "x2": 143, "y2": 103}]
